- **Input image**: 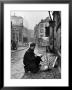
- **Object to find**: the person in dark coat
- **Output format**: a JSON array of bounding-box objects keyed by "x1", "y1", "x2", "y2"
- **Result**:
[{"x1": 23, "y1": 43, "x2": 42, "y2": 73}]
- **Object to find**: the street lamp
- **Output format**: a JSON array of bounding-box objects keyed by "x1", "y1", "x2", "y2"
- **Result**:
[{"x1": 49, "y1": 20, "x2": 55, "y2": 52}]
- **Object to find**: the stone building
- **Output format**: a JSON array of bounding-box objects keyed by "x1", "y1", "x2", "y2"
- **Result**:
[
  {"x1": 22, "y1": 27, "x2": 29, "y2": 44},
  {"x1": 52, "y1": 11, "x2": 61, "y2": 52},
  {"x1": 28, "y1": 29, "x2": 34, "y2": 43},
  {"x1": 34, "y1": 17, "x2": 50, "y2": 46},
  {"x1": 11, "y1": 15, "x2": 23, "y2": 46},
  {"x1": 22, "y1": 27, "x2": 34, "y2": 44},
  {"x1": 34, "y1": 11, "x2": 61, "y2": 53},
  {"x1": 34, "y1": 24, "x2": 39, "y2": 44}
]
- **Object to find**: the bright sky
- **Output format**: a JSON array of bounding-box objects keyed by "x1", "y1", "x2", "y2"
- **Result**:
[{"x1": 11, "y1": 11, "x2": 49, "y2": 30}]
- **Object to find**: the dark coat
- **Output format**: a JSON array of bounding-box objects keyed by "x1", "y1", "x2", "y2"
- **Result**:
[{"x1": 23, "y1": 48, "x2": 42, "y2": 73}]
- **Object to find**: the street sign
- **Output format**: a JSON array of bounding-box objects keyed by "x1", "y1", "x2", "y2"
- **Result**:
[{"x1": 42, "y1": 37, "x2": 49, "y2": 41}]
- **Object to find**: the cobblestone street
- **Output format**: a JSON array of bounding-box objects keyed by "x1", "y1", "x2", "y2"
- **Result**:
[
  {"x1": 22, "y1": 67, "x2": 61, "y2": 79},
  {"x1": 11, "y1": 46, "x2": 61, "y2": 79}
]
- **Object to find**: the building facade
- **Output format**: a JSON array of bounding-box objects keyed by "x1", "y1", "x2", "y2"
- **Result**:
[
  {"x1": 52, "y1": 11, "x2": 61, "y2": 52},
  {"x1": 22, "y1": 27, "x2": 34, "y2": 44},
  {"x1": 34, "y1": 17, "x2": 50, "y2": 46},
  {"x1": 11, "y1": 15, "x2": 23, "y2": 46}
]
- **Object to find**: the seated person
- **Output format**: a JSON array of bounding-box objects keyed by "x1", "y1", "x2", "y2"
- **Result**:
[{"x1": 23, "y1": 43, "x2": 42, "y2": 73}]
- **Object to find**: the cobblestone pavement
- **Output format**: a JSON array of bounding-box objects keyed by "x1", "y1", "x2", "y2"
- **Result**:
[
  {"x1": 11, "y1": 47, "x2": 28, "y2": 79},
  {"x1": 22, "y1": 68, "x2": 61, "y2": 79},
  {"x1": 11, "y1": 46, "x2": 61, "y2": 79}
]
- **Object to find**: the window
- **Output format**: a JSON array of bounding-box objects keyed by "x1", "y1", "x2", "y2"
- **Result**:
[
  {"x1": 40, "y1": 29, "x2": 43, "y2": 33},
  {"x1": 40, "y1": 23, "x2": 44, "y2": 28},
  {"x1": 40, "y1": 35, "x2": 43, "y2": 38},
  {"x1": 45, "y1": 27, "x2": 50, "y2": 37}
]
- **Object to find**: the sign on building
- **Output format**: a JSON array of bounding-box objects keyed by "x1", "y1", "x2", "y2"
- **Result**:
[{"x1": 42, "y1": 37, "x2": 49, "y2": 46}]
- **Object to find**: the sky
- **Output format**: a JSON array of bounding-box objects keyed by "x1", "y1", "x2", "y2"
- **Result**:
[{"x1": 11, "y1": 11, "x2": 49, "y2": 30}]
